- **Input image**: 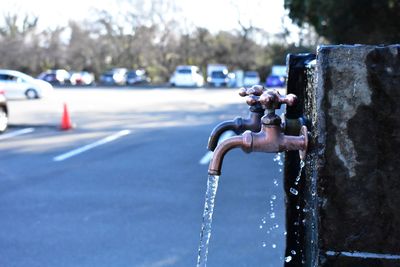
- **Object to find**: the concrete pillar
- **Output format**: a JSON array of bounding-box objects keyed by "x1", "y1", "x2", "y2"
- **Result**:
[{"x1": 302, "y1": 45, "x2": 400, "y2": 266}]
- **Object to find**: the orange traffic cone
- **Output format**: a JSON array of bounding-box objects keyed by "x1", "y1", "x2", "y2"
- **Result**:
[{"x1": 60, "y1": 102, "x2": 73, "y2": 130}]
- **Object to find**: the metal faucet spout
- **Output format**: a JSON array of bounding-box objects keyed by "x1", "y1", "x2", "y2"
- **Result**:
[
  {"x1": 207, "y1": 112, "x2": 263, "y2": 151},
  {"x1": 208, "y1": 125, "x2": 308, "y2": 175},
  {"x1": 281, "y1": 135, "x2": 307, "y2": 152},
  {"x1": 207, "y1": 89, "x2": 309, "y2": 176},
  {"x1": 208, "y1": 136, "x2": 244, "y2": 176},
  {"x1": 242, "y1": 124, "x2": 308, "y2": 155}
]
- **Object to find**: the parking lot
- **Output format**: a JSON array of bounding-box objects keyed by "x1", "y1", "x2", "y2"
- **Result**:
[{"x1": 0, "y1": 87, "x2": 286, "y2": 267}]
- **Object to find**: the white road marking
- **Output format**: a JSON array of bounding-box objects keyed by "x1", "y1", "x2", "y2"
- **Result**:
[
  {"x1": 0, "y1": 128, "x2": 35, "y2": 140},
  {"x1": 53, "y1": 129, "x2": 131, "y2": 162},
  {"x1": 199, "y1": 151, "x2": 213, "y2": 165},
  {"x1": 199, "y1": 130, "x2": 235, "y2": 165}
]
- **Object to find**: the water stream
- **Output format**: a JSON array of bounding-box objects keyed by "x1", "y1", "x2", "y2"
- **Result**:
[
  {"x1": 197, "y1": 156, "x2": 305, "y2": 265},
  {"x1": 285, "y1": 159, "x2": 305, "y2": 263},
  {"x1": 196, "y1": 174, "x2": 220, "y2": 267}
]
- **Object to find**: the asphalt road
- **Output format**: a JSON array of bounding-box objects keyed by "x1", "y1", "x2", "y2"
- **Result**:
[{"x1": 0, "y1": 87, "x2": 286, "y2": 267}]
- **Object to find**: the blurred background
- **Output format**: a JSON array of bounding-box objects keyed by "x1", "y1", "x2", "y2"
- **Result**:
[
  {"x1": 1, "y1": 0, "x2": 398, "y2": 83},
  {"x1": 1, "y1": 0, "x2": 315, "y2": 83}
]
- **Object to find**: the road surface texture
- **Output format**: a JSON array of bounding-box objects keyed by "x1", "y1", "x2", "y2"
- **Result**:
[{"x1": 0, "y1": 87, "x2": 286, "y2": 267}]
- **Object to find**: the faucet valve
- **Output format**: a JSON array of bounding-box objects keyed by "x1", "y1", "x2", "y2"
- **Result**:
[
  {"x1": 239, "y1": 87, "x2": 297, "y2": 115},
  {"x1": 208, "y1": 88, "x2": 309, "y2": 175},
  {"x1": 207, "y1": 85, "x2": 266, "y2": 151},
  {"x1": 238, "y1": 85, "x2": 265, "y2": 113},
  {"x1": 238, "y1": 84, "x2": 265, "y2": 97},
  {"x1": 246, "y1": 89, "x2": 298, "y2": 128},
  {"x1": 255, "y1": 89, "x2": 297, "y2": 111}
]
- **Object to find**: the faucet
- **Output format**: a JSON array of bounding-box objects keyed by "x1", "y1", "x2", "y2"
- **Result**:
[
  {"x1": 207, "y1": 85, "x2": 266, "y2": 151},
  {"x1": 208, "y1": 89, "x2": 308, "y2": 175}
]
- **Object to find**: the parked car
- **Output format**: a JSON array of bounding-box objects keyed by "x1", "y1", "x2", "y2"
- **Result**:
[
  {"x1": 126, "y1": 69, "x2": 150, "y2": 85},
  {"x1": 70, "y1": 71, "x2": 95, "y2": 85},
  {"x1": 169, "y1": 65, "x2": 204, "y2": 87},
  {"x1": 243, "y1": 71, "x2": 261, "y2": 87},
  {"x1": 99, "y1": 68, "x2": 127, "y2": 85},
  {"x1": 0, "y1": 89, "x2": 8, "y2": 133},
  {"x1": 207, "y1": 64, "x2": 229, "y2": 87},
  {"x1": 227, "y1": 72, "x2": 237, "y2": 87},
  {"x1": 265, "y1": 75, "x2": 286, "y2": 88},
  {"x1": 37, "y1": 69, "x2": 71, "y2": 85},
  {"x1": 208, "y1": 70, "x2": 229, "y2": 87},
  {"x1": 0, "y1": 69, "x2": 53, "y2": 99}
]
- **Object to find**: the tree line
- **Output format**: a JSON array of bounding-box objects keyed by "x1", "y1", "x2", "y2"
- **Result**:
[
  {"x1": 0, "y1": 8, "x2": 316, "y2": 83},
  {"x1": 285, "y1": 0, "x2": 400, "y2": 44}
]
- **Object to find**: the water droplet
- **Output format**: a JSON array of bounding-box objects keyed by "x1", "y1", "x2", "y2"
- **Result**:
[
  {"x1": 273, "y1": 153, "x2": 283, "y2": 165},
  {"x1": 271, "y1": 194, "x2": 277, "y2": 200},
  {"x1": 291, "y1": 250, "x2": 297, "y2": 255},
  {"x1": 296, "y1": 205, "x2": 300, "y2": 210},
  {"x1": 270, "y1": 212, "x2": 276, "y2": 219},
  {"x1": 273, "y1": 179, "x2": 279, "y2": 186},
  {"x1": 285, "y1": 256, "x2": 292, "y2": 262},
  {"x1": 261, "y1": 218, "x2": 267, "y2": 224},
  {"x1": 300, "y1": 160, "x2": 305, "y2": 168},
  {"x1": 262, "y1": 242, "x2": 267, "y2": 247},
  {"x1": 259, "y1": 225, "x2": 263, "y2": 229},
  {"x1": 272, "y1": 244, "x2": 277, "y2": 249},
  {"x1": 284, "y1": 231, "x2": 287, "y2": 236},
  {"x1": 274, "y1": 223, "x2": 279, "y2": 229},
  {"x1": 266, "y1": 230, "x2": 270, "y2": 234},
  {"x1": 290, "y1": 188, "x2": 298, "y2": 195}
]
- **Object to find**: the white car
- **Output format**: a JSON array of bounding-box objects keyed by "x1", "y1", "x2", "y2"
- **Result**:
[
  {"x1": 243, "y1": 71, "x2": 261, "y2": 87},
  {"x1": 0, "y1": 69, "x2": 53, "y2": 99},
  {"x1": 0, "y1": 89, "x2": 8, "y2": 133},
  {"x1": 169, "y1": 65, "x2": 204, "y2": 87}
]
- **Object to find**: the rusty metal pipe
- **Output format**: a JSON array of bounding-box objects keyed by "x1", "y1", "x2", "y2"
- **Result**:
[
  {"x1": 207, "y1": 112, "x2": 263, "y2": 151},
  {"x1": 208, "y1": 136, "x2": 244, "y2": 176},
  {"x1": 208, "y1": 89, "x2": 308, "y2": 176},
  {"x1": 208, "y1": 125, "x2": 308, "y2": 175}
]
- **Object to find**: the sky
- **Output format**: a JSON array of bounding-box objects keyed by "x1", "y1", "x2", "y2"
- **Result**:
[{"x1": 2, "y1": 0, "x2": 294, "y2": 36}]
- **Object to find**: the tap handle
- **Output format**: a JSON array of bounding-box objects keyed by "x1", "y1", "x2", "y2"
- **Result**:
[
  {"x1": 245, "y1": 95, "x2": 260, "y2": 106},
  {"x1": 259, "y1": 89, "x2": 297, "y2": 110},
  {"x1": 238, "y1": 85, "x2": 266, "y2": 109},
  {"x1": 279, "y1": 93, "x2": 297, "y2": 107},
  {"x1": 238, "y1": 87, "x2": 297, "y2": 110},
  {"x1": 238, "y1": 85, "x2": 265, "y2": 97}
]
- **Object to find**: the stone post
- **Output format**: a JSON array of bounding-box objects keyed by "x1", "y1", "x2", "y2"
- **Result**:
[{"x1": 299, "y1": 45, "x2": 400, "y2": 266}]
